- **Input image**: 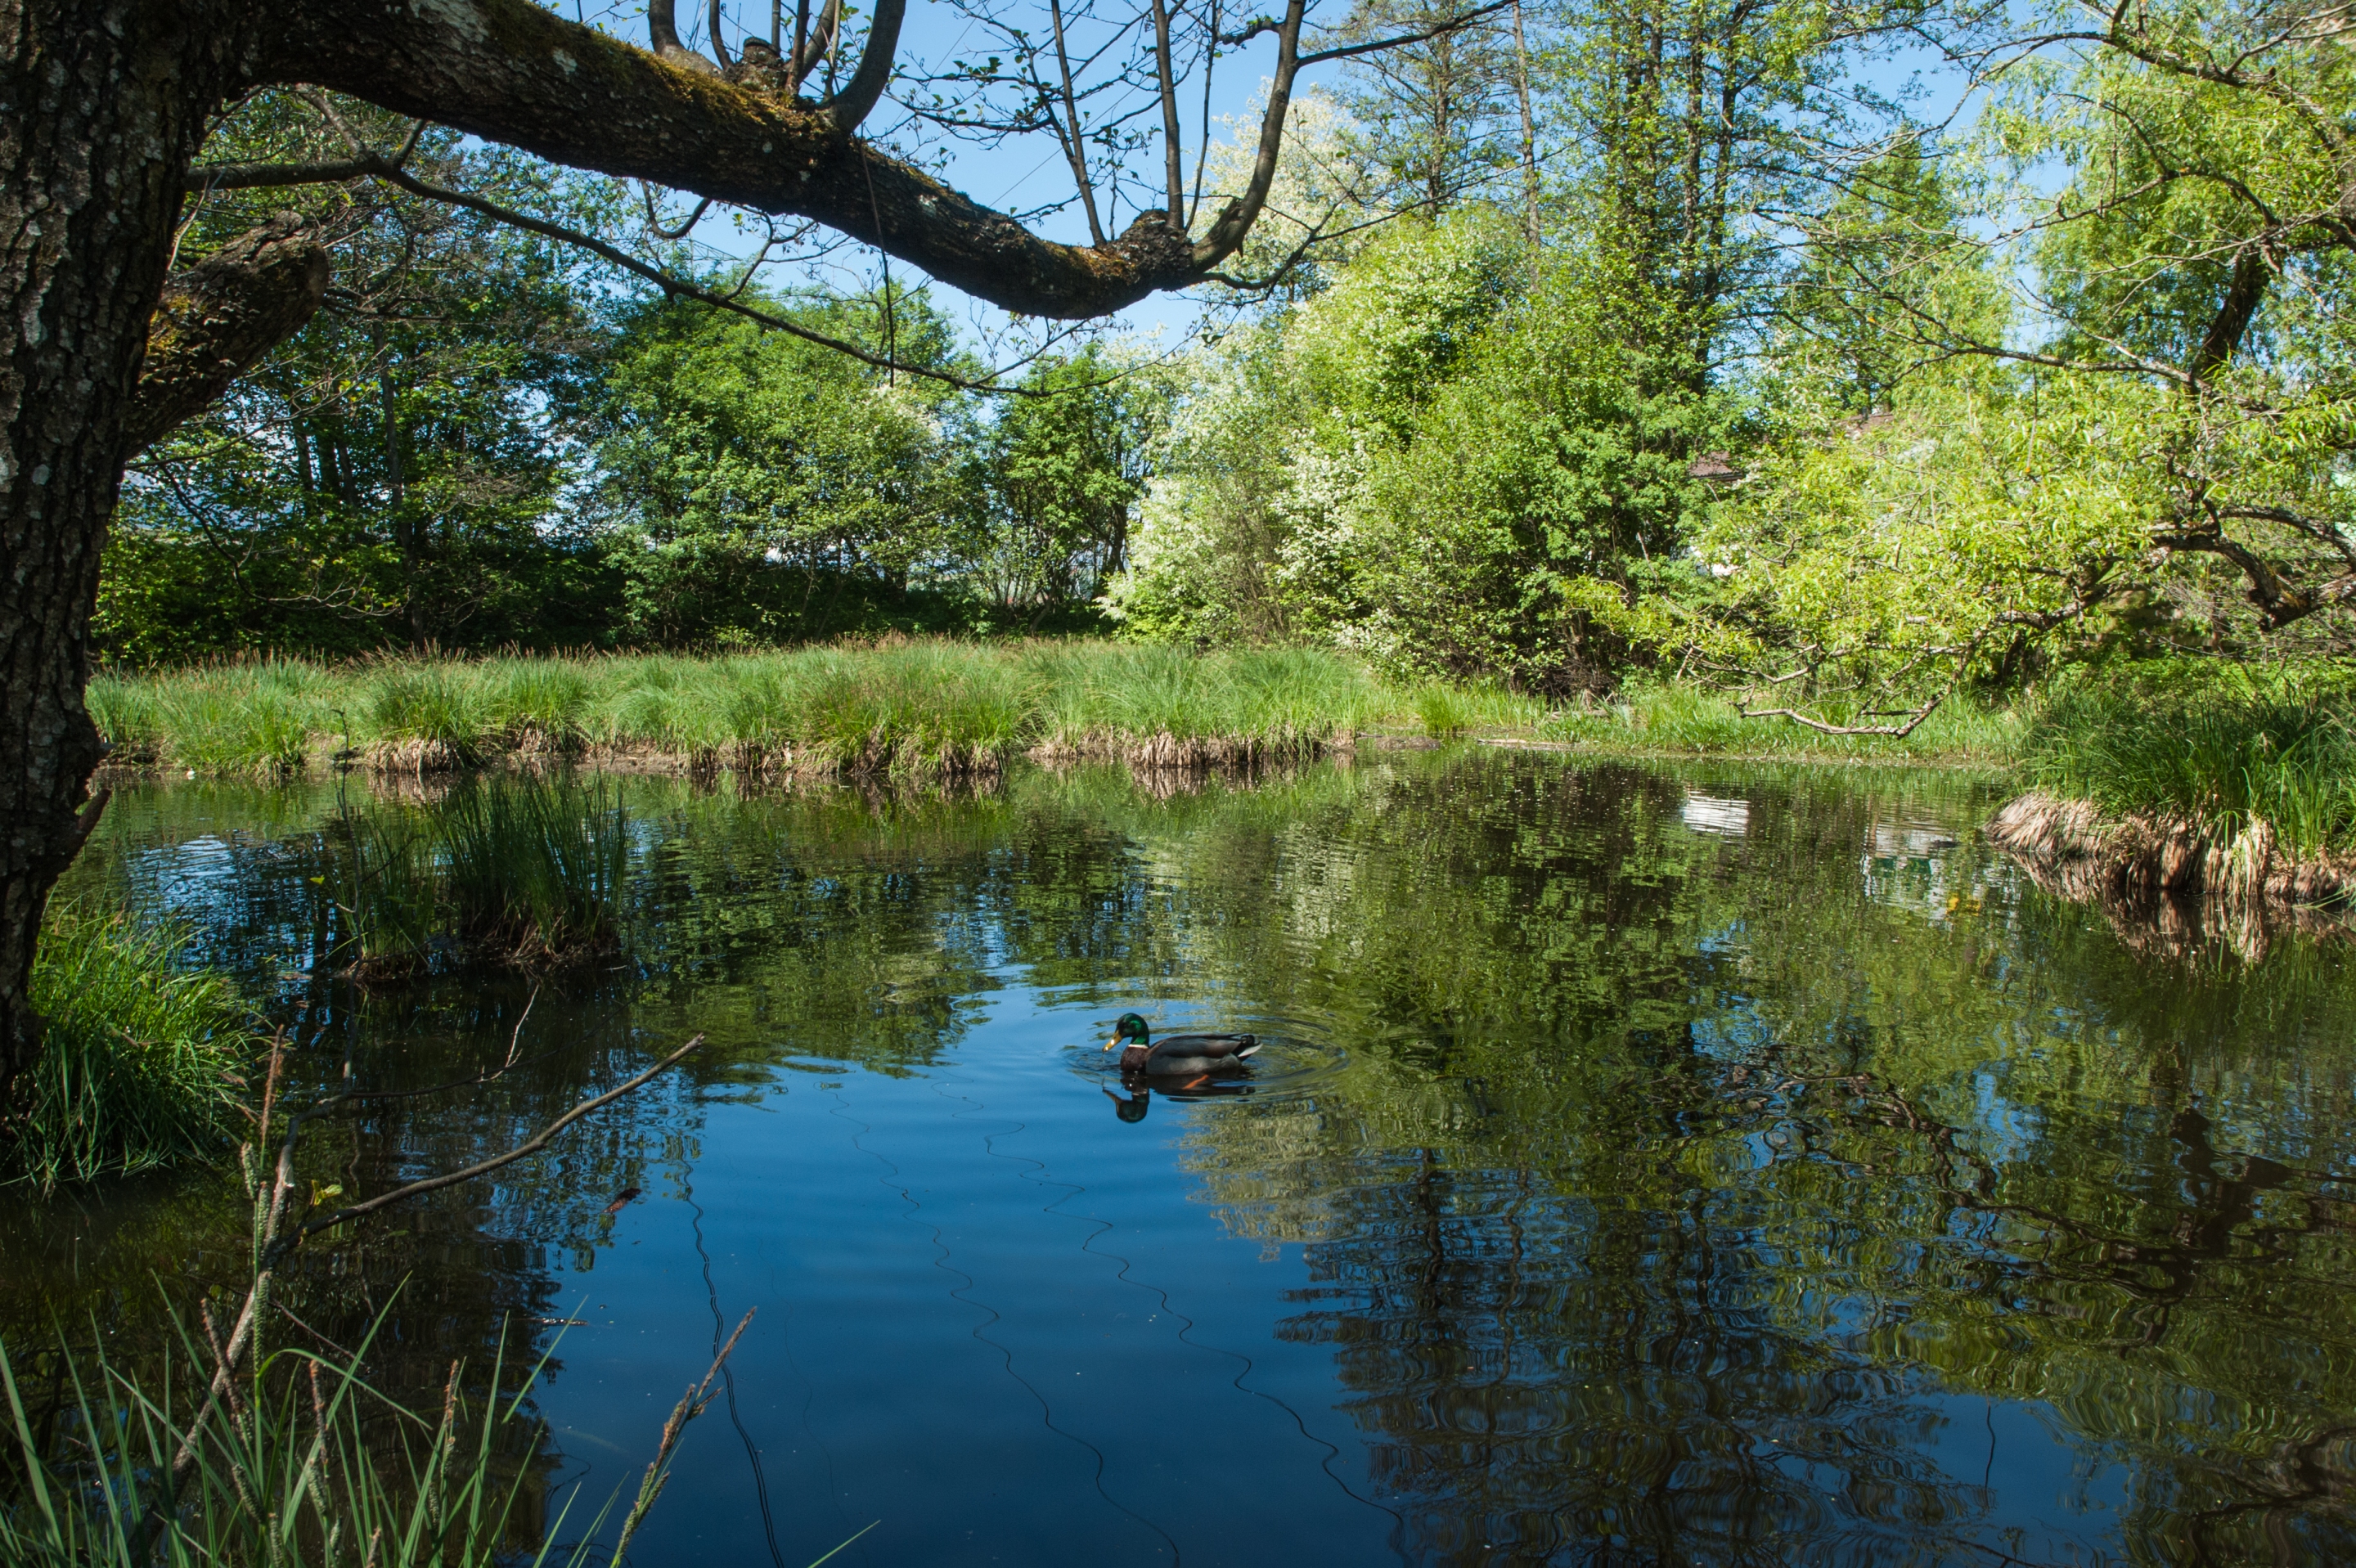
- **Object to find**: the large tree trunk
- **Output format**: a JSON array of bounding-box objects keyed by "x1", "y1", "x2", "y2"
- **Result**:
[{"x1": 0, "y1": 0, "x2": 252, "y2": 1098}]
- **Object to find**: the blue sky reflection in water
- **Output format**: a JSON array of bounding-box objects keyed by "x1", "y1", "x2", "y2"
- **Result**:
[{"x1": 22, "y1": 748, "x2": 2356, "y2": 1566}]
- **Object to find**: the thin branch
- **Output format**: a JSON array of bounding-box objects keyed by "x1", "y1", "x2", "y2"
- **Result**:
[
  {"x1": 819, "y1": 0, "x2": 906, "y2": 133},
  {"x1": 643, "y1": 187, "x2": 717, "y2": 241},
  {"x1": 1049, "y1": 0, "x2": 1108, "y2": 245},
  {"x1": 650, "y1": 0, "x2": 722, "y2": 74},
  {"x1": 186, "y1": 159, "x2": 371, "y2": 191},
  {"x1": 1194, "y1": 0, "x2": 1307, "y2": 262},
  {"x1": 1149, "y1": 0, "x2": 1186, "y2": 223},
  {"x1": 793, "y1": 0, "x2": 843, "y2": 89},
  {"x1": 351, "y1": 153, "x2": 1024, "y2": 393},
  {"x1": 1296, "y1": 0, "x2": 1517, "y2": 67},
  {"x1": 299, "y1": 1033, "x2": 705, "y2": 1243},
  {"x1": 709, "y1": 0, "x2": 735, "y2": 68},
  {"x1": 1189, "y1": 0, "x2": 1221, "y2": 229},
  {"x1": 1738, "y1": 693, "x2": 1946, "y2": 737}
]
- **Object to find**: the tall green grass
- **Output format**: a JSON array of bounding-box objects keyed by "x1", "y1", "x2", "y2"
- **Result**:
[
  {"x1": 0, "y1": 1314, "x2": 598, "y2": 1568},
  {"x1": 91, "y1": 642, "x2": 2031, "y2": 776},
  {"x1": 90, "y1": 643, "x2": 1409, "y2": 776},
  {"x1": 325, "y1": 776, "x2": 631, "y2": 977},
  {"x1": 7, "y1": 908, "x2": 253, "y2": 1190},
  {"x1": 2024, "y1": 661, "x2": 2356, "y2": 856}
]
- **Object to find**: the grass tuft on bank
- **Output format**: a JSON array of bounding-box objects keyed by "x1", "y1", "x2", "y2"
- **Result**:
[
  {"x1": 2024, "y1": 661, "x2": 2356, "y2": 858},
  {"x1": 5, "y1": 907, "x2": 253, "y2": 1190}
]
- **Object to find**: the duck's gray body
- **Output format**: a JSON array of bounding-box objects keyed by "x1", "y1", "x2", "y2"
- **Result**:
[{"x1": 1122, "y1": 1032, "x2": 1259, "y2": 1076}]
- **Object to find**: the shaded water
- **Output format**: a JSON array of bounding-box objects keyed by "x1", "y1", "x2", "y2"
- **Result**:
[{"x1": 11, "y1": 748, "x2": 2356, "y2": 1566}]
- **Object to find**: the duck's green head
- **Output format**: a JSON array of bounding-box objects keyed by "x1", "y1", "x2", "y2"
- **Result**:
[{"x1": 1103, "y1": 1013, "x2": 1151, "y2": 1052}]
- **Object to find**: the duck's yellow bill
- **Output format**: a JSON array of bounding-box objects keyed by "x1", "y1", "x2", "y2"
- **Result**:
[{"x1": 1101, "y1": 1036, "x2": 1119, "y2": 1051}]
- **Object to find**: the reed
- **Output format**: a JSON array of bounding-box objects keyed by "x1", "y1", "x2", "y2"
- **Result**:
[
  {"x1": 2022, "y1": 660, "x2": 2356, "y2": 859},
  {"x1": 0, "y1": 1313, "x2": 600, "y2": 1568},
  {"x1": 325, "y1": 776, "x2": 630, "y2": 978},
  {"x1": 441, "y1": 777, "x2": 630, "y2": 959},
  {"x1": 5, "y1": 906, "x2": 254, "y2": 1191},
  {"x1": 1, "y1": 1025, "x2": 739, "y2": 1566}
]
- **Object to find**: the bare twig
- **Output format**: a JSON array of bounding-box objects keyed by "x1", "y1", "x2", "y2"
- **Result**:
[
  {"x1": 299, "y1": 1033, "x2": 705, "y2": 1244},
  {"x1": 1737, "y1": 692, "x2": 1946, "y2": 737}
]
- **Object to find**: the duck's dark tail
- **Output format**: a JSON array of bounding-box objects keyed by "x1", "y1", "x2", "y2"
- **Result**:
[{"x1": 1235, "y1": 1036, "x2": 1261, "y2": 1058}]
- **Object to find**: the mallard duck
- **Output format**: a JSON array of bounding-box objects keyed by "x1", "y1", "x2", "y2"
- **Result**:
[{"x1": 1102, "y1": 1013, "x2": 1260, "y2": 1075}]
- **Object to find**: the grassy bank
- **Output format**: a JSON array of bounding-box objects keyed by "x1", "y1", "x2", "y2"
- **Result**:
[
  {"x1": 91, "y1": 642, "x2": 2022, "y2": 778},
  {"x1": 1531, "y1": 682, "x2": 2022, "y2": 766},
  {"x1": 1988, "y1": 662, "x2": 2356, "y2": 911},
  {"x1": 91, "y1": 642, "x2": 1401, "y2": 778},
  {"x1": 5, "y1": 907, "x2": 254, "y2": 1190}
]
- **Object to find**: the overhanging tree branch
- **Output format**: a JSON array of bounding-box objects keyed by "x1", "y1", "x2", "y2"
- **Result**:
[
  {"x1": 126, "y1": 213, "x2": 332, "y2": 456},
  {"x1": 349, "y1": 151, "x2": 1032, "y2": 393},
  {"x1": 1297, "y1": 0, "x2": 1518, "y2": 67},
  {"x1": 270, "y1": 0, "x2": 1203, "y2": 317}
]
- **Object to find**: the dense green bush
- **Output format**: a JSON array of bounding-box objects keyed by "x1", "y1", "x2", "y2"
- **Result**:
[
  {"x1": 1350, "y1": 261, "x2": 1722, "y2": 694},
  {"x1": 1108, "y1": 214, "x2": 1526, "y2": 648}
]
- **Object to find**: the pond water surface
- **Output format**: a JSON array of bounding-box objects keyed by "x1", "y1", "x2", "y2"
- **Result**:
[{"x1": 11, "y1": 748, "x2": 2356, "y2": 1566}]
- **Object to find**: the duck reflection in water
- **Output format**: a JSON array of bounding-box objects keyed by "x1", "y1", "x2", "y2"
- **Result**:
[
  {"x1": 1101, "y1": 1073, "x2": 1261, "y2": 1122},
  {"x1": 1104, "y1": 1082, "x2": 1154, "y2": 1122}
]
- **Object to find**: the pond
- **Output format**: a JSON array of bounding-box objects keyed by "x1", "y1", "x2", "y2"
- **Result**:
[{"x1": 10, "y1": 748, "x2": 2356, "y2": 1566}]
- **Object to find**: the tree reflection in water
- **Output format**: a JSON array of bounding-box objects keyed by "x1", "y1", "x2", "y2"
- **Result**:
[{"x1": 11, "y1": 752, "x2": 2356, "y2": 1565}]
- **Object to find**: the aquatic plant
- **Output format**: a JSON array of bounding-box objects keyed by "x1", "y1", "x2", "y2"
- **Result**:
[
  {"x1": 4, "y1": 907, "x2": 253, "y2": 1191},
  {"x1": 441, "y1": 777, "x2": 631, "y2": 960},
  {"x1": 0, "y1": 1313, "x2": 600, "y2": 1568},
  {"x1": 325, "y1": 777, "x2": 630, "y2": 978}
]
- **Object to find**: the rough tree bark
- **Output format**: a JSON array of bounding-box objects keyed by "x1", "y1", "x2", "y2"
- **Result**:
[
  {"x1": 0, "y1": 0, "x2": 1324, "y2": 1104},
  {"x1": 1, "y1": 0, "x2": 270, "y2": 1103}
]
